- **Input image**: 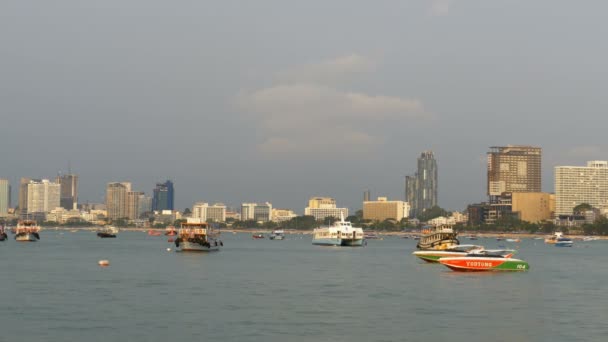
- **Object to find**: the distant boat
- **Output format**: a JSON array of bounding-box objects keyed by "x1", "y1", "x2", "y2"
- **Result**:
[
  {"x1": 0, "y1": 226, "x2": 8, "y2": 241},
  {"x1": 506, "y1": 238, "x2": 521, "y2": 243},
  {"x1": 416, "y1": 225, "x2": 459, "y2": 250},
  {"x1": 269, "y1": 230, "x2": 285, "y2": 240},
  {"x1": 545, "y1": 232, "x2": 564, "y2": 244},
  {"x1": 15, "y1": 220, "x2": 41, "y2": 242},
  {"x1": 439, "y1": 249, "x2": 529, "y2": 272},
  {"x1": 148, "y1": 230, "x2": 162, "y2": 236},
  {"x1": 413, "y1": 244, "x2": 484, "y2": 263},
  {"x1": 555, "y1": 237, "x2": 573, "y2": 247},
  {"x1": 97, "y1": 226, "x2": 118, "y2": 238},
  {"x1": 174, "y1": 220, "x2": 222, "y2": 252},
  {"x1": 164, "y1": 226, "x2": 177, "y2": 236},
  {"x1": 252, "y1": 234, "x2": 265, "y2": 239}
]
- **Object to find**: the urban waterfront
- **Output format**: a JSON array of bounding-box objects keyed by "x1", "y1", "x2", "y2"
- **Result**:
[{"x1": 1, "y1": 231, "x2": 607, "y2": 342}]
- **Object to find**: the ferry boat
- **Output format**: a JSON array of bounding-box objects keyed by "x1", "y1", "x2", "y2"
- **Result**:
[
  {"x1": 555, "y1": 237, "x2": 573, "y2": 247},
  {"x1": 413, "y1": 244, "x2": 484, "y2": 263},
  {"x1": 97, "y1": 226, "x2": 118, "y2": 238},
  {"x1": 269, "y1": 230, "x2": 285, "y2": 240},
  {"x1": 416, "y1": 225, "x2": 459, "y2": 250},
  {"x1": 439, "y1": 250, "x2": 529, "y2": 272},
  {"x1": 174, "y1": 219, "x2": 222, "y2": 252},
  {"x1": 312, "y1": 214, "x2": 364, "y2": 247},
  {"x1": 14, "y1": 220, "x2": 41, "y2": 242}
]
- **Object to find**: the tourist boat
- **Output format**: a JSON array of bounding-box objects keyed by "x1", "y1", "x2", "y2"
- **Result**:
[
  {"x1": 97, "y1": 226, "x2": 118, "y2": 238},
  {"x1": 0, "y1": 226, "x2": 8, "y2": 241},
  {"x1": 148, "y1": 229, "x2": 162, "y2": 236},
  {"x1": 14, "y1": 220, "x2": 41, "y2": 242},
  {"x1": 439, "y1": 250, "x2": 529, "y2": 272},
  {"x1": 174, "y1": 219, "x2": 222, "y2": 252},
  {"x1": 164, "y1": 226, "x2": 177, "y2": 236},
  {"x1": 252, "y1": 233, "x2": 265, "y2": 239},
  {"x1": 269, "y1": 230, "x2": 285, "y2": 240},
  {"x1": 555, "y1": 237, "x2": 573, "y2": 247},
  {"x1": 312, "y1": 213, "x2": 364, "y2": 247},
  {"x1": 545, "y1": 232, "x2": 563, "y2": 244},
  {"x1": 416, "y1": 225, "x2": 459, "y2": 250},
  {"x1": 413, "y1": 244, "x2": 484, "y2": 263}
]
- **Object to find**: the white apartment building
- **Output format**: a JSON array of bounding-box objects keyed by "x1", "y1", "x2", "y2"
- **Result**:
[
  {"x1": 192, "y1": 202, "x2": 226, "y2": 222},
  {"x1": 192, "y1": 202, "x2": 209, "y2": 221},
  {"x1": 555, "y1": 161, "x2": 608, "y2": 215},
  {"x1": 0, "y1": 179, "x2": 9, "y2": 216},
  {"x1": 27, "y1": 179, "x2": 61, "y2": 213},
  {"x1": 272, "y1": 208, "x2": 297, "y2": 222},
  {"x1": 241, "y1": 202, "x2": 273, "y2": 222},
  {"x1": 241, "y1": 203, "x2": 256, "y2": 220}
]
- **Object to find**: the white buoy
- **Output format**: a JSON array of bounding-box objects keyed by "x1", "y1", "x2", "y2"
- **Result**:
[
  {"x1": 166, "y1": 248, "x2": 171, "y2": 252},
  {"x1": 98, "y1": 260, "x2": 110, "y2": 267}
]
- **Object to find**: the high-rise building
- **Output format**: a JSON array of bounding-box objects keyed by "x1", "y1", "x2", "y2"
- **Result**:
[
  {"x1": 152, "y1": 180, "x2": 174, "y2": 211},
  {"x1": 0, "y1": 179, "x2": 10, "y2": 216},
  {"x1": 192, "y1": 202, "x2": 226, "y2": 222},
  {"x1": 363, "y1": 189, "x2": 371, "y2": 202},
  {"x1": 241, "y1": 203, "x2": 256, "y2": 221},
  {"x1": 405, "y1": 151, "x2": 438, "y2": 217},
  {"x1": 487, "y1": 145, "x2": 541, "y2": 200},
  {"x1": 106, "y1": 182, "x2": 131, "y2": 220},
  {"x1": 555, "y1": 161, "x2": 608, "y2": 216},
  {"x1": 240, "y1": 202, "x2": 273, "y2": 222},
  {"x1": 26, "y1": 179, "x2": 61, "y2": 214},
  {"x1": 304, "y1": 197, "x2": 348, "y2": 221},
  {"x1": 18, "y1": 177, "x2": 31, "y2": 216},
  {"x1": 126, "y1": 191, "x2": 144, "y2": 220},
  {"x1": 363, "y1": 197, "x2": 410, "y2": 222},
  {"x1": 56, "y1": 173, "x2": 79, "y2": 210},
  {"x1": 138, "y1": 194, "x2": 152, "y2": 218},
  {"x1": 192, "y1": 202, "x2": 209, "y2": 221}
]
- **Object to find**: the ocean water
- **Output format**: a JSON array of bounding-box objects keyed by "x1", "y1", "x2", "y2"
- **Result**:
[{"x1": 1, "y1": 231, "x2": 607, "y2": 342}]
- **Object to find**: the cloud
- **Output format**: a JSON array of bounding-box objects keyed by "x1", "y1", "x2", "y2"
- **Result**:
[
  {"x1": 236, "y1": 54, "x2": 432, "y2": 159},
  {"x1": 275, "y1": 54, "x2": 377, "y2": 84},
  {"x1": 430, "y1": 0, "x2": 452, "y2": 16}
]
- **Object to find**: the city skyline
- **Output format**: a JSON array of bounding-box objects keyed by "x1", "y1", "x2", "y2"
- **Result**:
[{"x1": 2, "y1": 2, "x2": 608, "y2": 213}]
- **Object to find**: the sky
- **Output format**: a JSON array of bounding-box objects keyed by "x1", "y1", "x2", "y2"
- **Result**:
[{"x1": 2, "y1": 1, "x2": 608, "y2": 213}]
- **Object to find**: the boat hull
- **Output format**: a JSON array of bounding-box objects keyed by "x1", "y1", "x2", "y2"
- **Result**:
[
  {"x1": 439, "y1": 257, "x2": 529, "y2": 272},
  {"x1": 178, "y1": 240, "x2": 221, "y2": 252},
  {"x1": 312, "y1": 238, "x2": 364, "y2": 247},
  {"x1": 555, "y1": 241, "x2": 573, "y2": 247},
  {"x1": 413, "y1": 251, "x2": 469, "y2": 263},
  {"x1": 15, "y1": 233, "x2": 39, "y2": 242}
]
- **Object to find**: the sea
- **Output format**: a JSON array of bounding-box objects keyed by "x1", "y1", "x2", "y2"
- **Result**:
[{"x1": 1, "y1": 231, "x2": 607, "y2": 342}]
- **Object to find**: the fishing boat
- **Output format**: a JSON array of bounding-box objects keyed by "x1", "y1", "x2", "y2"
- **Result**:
[
  {"x1": 0, "y1": 226, "x2": 8, "y2": 241},
  {"x1": 97, "y1": 226, "x2": 118, "y2": 238},
  {"x1": 174, "y1": 219, "x2": 222, "y2": 252},
  {"x1": 252, "y1": 233, "x2": 265, "y2": 239},
  {"x1": 413, "y1": 244, "x2": 484, "y2": 263},
  {"x1": 555, "y1": 237, "x2": 573, "y2": 247},
  {"x1": 312, "y1": 213, "x2": 364, "y2": 247},
  {"x1": 269, "y1": 230, "x2": 285, "y2": 240},
  {"x1": 416, "y1": 224, "x2": 459, "y2": 250},
  {"x1": 14, "y1": 220, "x2": 41, "y2": 242},
  {"x1": 439, "y1": 250, "x2": 529, "y2": 272}
]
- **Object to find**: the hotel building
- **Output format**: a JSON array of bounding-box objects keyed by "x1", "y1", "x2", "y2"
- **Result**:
[
  {"x1": 555, "y1": 161, "x2": 608, "y2": 216},
  {"x1": 106, "y1": 182, "x2": 132, "y2": 220},
  {"x1": 405, "y1": 151, "x2": 438, "y2": 217},
  {"x1": 26, "y1": 179, "x2": 61, "y2": 214},
  {"x1": 363, "y1": 197, "x2": 410, "y2": 222},
  {"x1": 304, "y1": 197, "x2": 348, "y2": 221},
  {"x1": 487, "y1": 145, "x2": 541, "y2": 201}
]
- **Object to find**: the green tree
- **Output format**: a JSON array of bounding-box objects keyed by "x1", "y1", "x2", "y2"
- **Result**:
[{"x1": 573, "y1": 203, "x2": 593, "y2": 214}]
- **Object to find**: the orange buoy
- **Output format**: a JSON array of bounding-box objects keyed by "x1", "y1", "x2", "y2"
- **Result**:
[{"x1": 98, "y1": 260, "x2": 110, "y2": 267}]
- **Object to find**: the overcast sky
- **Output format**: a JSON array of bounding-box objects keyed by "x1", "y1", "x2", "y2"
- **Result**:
[{"x1": 2, "y1": 1, "x2": 607, "y2": 213}]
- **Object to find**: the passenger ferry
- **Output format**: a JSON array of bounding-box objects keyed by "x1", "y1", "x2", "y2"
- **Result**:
[
  {"x1": 174, "y1": 218, "x2": 222, "y2": 252},
  {"x1": 15, "y1": 220, "x2": 41, "y2": 242},
  {"x1": 416, "y1": 224, "x2": 459, "y2": 250},
  {"x1": 312, "y1": 214, "x2": 364, "y2": 247}
]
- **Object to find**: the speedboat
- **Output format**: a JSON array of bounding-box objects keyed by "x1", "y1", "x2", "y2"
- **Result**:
[
  {"x1": 545, "y1": 232, "x2": 564, "y2": 244},
  {"x1": 555, "y1": 237, "x2": 573, "y2": 247},
  {"x1": 252, "y1": 234, "x2": 265, "y2": 239},
  {"x1": 97, "y1": 226, "x2": 118, "y2": 238},
  {"x1": 413, "y1": 244, "x2": 484, "y2": 263},
  {"x1": 439, "y1": 249, "x2": 528, "y2": 272}
]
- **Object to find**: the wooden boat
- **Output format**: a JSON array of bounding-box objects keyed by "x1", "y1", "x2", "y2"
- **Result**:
[
  {"x1": 175, "y1": 219, "x2": 222, "y2": 252},
  {"x1": 14, "y1": 220, "x2": 41, "y2": 242},
  {"x1": 416, "y1": 225, "x2": 459, "y2": 250},
  {"x1": 439, "y1": 250, "x2": 528, "y2": 272}
]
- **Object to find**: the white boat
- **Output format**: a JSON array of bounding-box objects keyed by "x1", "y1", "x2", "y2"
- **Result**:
[
  {"x1": 416, "y1": 225, "x2": 459, "y2": 250},
  {"x1": 97, "y1": 226, "x2": 118, "y2": 238},
  {"x1": 14, "y1": 220, "x2": 41, "y2": 242},
  {"x1": 269, "y1": 230, "x2": 285, "y2": 240},
  {"x1": 175, "y1": 219, "x2": 222, "y2": 252},
  {"x1": 312, "y1": 213, "x2": 364, "y2": 247},
  {"x1": 583, "y1": 236, "x2": 599, "y2": 242}
]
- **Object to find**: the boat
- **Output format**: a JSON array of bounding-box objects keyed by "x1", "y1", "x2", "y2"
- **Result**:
[
  {"x1": 545, "y1": 232, "x2": 564, "y2": 244},
  {"x1": 97, "y1": 226, "x2": 118, "y2": 238},
  {"x1": 269, "y1": 230, "x2": 285, "y2": 240},
  {"x1": 582, "y1": 236, "x2": 599, "y2": 242},
  {"x1": 439, "y1": 250, "x2": 529, "y2": 272},
  {"x1": 14, "y1": 220, "x2": 41, "y2": 242},
  {"x1": 416, "y1": 225, "x2": 459, "y2": 250},
  {"x1": 164, "y1": 226, "x2": 177, "y2": 236},
  {"x1": 413, "y1": 244, "x2": 484, "y2": 263},
  {"x1": 0, "y1": 226, "x2": 8, "y2": 241},
  {"x1": 312, "y1": 213, "x2": 364, "y2": 247},
  {"x1": 555, "y1": 237, "x2": 573, "y2": 247},
  {"x1": 252, "y1": 233, "x2": 265, "y2": 239},
  {"x1": 467, "y1": 235, "x2": 479, "y2": 241},
  {"x1": 364, "y1": 232, "x2": 380, "y2": 239},
  {"x1": 148, "y1": 229, "x2": 162, "y2": 236},
  {"x1": 505, "y1": 238, "x2": 521, "y2": 243},
  {"x1": 174, "y1": 219, "x2": 222, "y2": 252}
]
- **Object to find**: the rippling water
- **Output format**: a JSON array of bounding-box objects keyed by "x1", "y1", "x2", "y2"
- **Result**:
[{"x1": 1, "y1": 231, "x2": 607, "y2": 342}]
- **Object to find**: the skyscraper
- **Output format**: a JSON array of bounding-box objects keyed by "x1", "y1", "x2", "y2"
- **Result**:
[
  {"x1": 56, "y1": 173, "x2": 79, "y2": 210},
  {"x1": 405, "y1": 151, "x2": 438, "y2": 218},
  {"x1": 152, "y1": 180, "x2": 174, "y2": 211},
  {"x1": 26, "y1": 179, "x2": 61, "y2": 213},
  {"x1": 0, "y1": 179, "x2": 10, "y2": 216},
  {"x1": 487, "y1": 145, "x2": 541, "y2": 201},
  {"x1": 555, "y1": 161, "x2": 608, "y2": 215},
  {"x1": 18, "y1": 177, "x2": 31, "y2": 217},
  {"x1": 106, "y1": 182, "x2": 131, "y2": 220}
]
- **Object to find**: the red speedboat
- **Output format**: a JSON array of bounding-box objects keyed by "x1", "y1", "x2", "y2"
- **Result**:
[
  {"x1": 439, "y1": 250, "x2": 529, "y2": 272},
  {"x1": 148, "y1": 230, "x2": 162, "y2": 236},
  {"x1": 252, "y1": 234, "x2": 264, "y2": 239}
]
